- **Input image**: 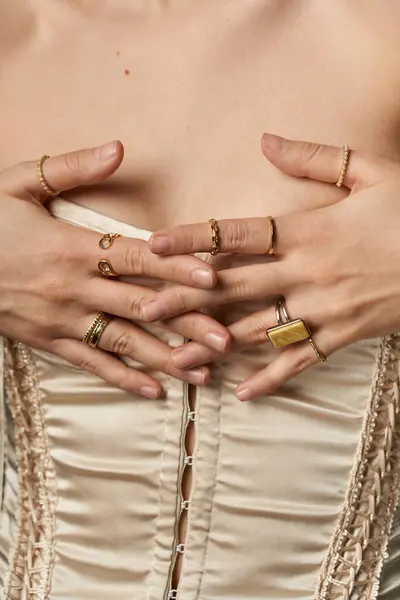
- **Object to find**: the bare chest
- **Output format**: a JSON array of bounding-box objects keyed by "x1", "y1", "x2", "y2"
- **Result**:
[{"x1": 1, "y1": 0, "x2": 400, "y2": 229}]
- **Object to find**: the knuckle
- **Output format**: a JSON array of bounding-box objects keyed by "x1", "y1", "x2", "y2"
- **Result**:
[
  {"x1": 124, "y1": 245, "x2": 145, "y2": 275},
  {"x1": 180, "y1": 229, "x2": 196, "y2": 252},
  {"x1": 229, "y1": 274, "x2": 250, "y2": 299},
  {"x1": 293, "y1": 351, "x2": 314, "y2": 374},
  {"x1": 63, "y1": 151, "x2": 82, "y2": 174},
  {"x1": 174, "y1": 288, "x2": 190, "y2": 313},
  {"x1": 248, "y1": 319, "x2": 269, "y2": 344},
  {"x1": 179, "y1": 313, "x2": 198, "y2": 337},
  {"x1": 300, "y1": 143, "x2": 323, "y2": 177},
  {"x1": 129, "y1": 295, "x2": 148, "y2": 319},
  {"x1": 79, "y1": 356, "x2": 100, "y2": 376},
  {"x1": 225, "y1": 221, "x2": 249, "y2": 251},
  {"x1": 110, "y1": 331, "x2": 135, "y2": 356}
]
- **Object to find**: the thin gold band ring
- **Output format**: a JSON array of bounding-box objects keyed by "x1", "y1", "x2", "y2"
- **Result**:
[
  {"x1": 36, "y1": 155, "x2": 59, "y2": 197},
  {"x1": 267, "y1": 216, "x2": 276, "y2": 255},
  {"x1": 336, "y1": 144, "x2": 350, "y2": 188},
  {"x1": 308, "y1": 338, "x2": 327, "y2": 363}
]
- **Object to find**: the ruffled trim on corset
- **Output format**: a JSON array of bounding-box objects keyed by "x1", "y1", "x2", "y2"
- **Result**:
[
  {"x1": 2, "y1": 342, "x2": 57, "y2": 600},
  {"x1": 316, "y1": 334, "x2": 400, "y2": 600}
]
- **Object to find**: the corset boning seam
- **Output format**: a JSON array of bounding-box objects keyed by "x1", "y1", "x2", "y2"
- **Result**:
[
  {"x1": 2, "y1": 342, "x2": 57, "y2": 600},
  {"x1": 316, "y1": 334, "x2": 400, "y2": 600}
]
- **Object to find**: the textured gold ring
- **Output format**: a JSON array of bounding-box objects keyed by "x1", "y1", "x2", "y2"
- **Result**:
[
  {"x1": 336, "y1": 144, "x2": 350, "y2": 188},
  {"x1": 83, "y1": 312, "x2": 112, "y2": 348},
  {"x1": 308, "y1": 338, "x2": 327, "y2": 363},
  {"x1": 209, "y1": 218, "x2": 220, "y2": 256},
  {"x1": 267, "y1": 298, "x2": 311, "y2": 349},
  {"x1": 98, "y1": 259, "x2": 119, "y2": 277},
  {"x1": 266, "y1": 216, "x2": 276, "y2": 255},
  {"x1": 36, "y1": 155, "x2": 59, "y2": 197}
]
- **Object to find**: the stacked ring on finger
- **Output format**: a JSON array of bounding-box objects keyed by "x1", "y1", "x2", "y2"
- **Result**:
[
  {"x1": 98, "y1": 233, "x2": 121, "y2": 277},
  {"x1": 83, "y1": 312, "x2": 112, "y2": 348},
  {"x1": 266, "y1": 298, "x2": 326, "y2": 362},
  {"x1": 267, "y1": 298, "x2": 311, "y2": 348}
]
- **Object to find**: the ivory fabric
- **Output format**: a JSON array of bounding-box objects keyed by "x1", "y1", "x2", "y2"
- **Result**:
[{"x1": 1, "y1": 198, "x2": 400, "y2": 600}]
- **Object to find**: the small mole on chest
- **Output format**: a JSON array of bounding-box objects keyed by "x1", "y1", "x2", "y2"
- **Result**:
[{"x1": 124, "y1": 69, "x2": 130, "y2": 76}]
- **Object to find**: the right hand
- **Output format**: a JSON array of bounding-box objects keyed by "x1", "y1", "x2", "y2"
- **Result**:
[{"x1": 0, "y1": 141, "x2": 231, "y2": 398}]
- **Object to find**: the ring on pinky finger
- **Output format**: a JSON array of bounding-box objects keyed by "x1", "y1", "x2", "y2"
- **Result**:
[{"x1": 236, "y1": 335, "x2": 329, "y2": 402}]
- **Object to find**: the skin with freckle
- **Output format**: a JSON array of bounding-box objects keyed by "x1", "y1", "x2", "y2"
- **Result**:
[{"x1": 2, "y1": 2, "x2": 400, "y2": 599}]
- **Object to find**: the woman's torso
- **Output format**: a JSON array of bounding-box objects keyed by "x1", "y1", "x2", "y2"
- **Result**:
[{"x1": 1, "y1": 2, "x2": 400, "y2": 600}]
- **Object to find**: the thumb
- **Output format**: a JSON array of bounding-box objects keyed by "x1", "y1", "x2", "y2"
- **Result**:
[
  {"x1": 0, "y1": 140, "x2": 124, "y2": 203},
  {"x1": 261, "y1": 133, "x2": 391, "y2": 190}
]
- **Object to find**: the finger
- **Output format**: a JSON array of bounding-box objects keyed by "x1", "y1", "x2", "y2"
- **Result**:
[
  {"x1": 50, "y1": 338, "x2": 163, "y2": 399},
  {"x1": 93, "y1": 236, "x2": 217, "y2": 288},
  {"x1": 171, "y1": 341, "x2": 216, "y2": 370},
  {"x1": 164, "y1": 312, "x2": 231, "y2": 352},
  {"x1": 149, "y1": 217, "x2": 289, "y2": 256},
  {"x1": 75, "y1": 315, "x2": 210, "y2": 387},
  {"x1": 82, "y1": 279, "x2": 158, "y2": 321},
  {"x1": 261, "y1": 134, "x2": 393, "y2": 190},
  {"x1": 236, "y1": 333, "x2": 331, "y2": 402},
  {"x1": 142, "y1": 262, "x2": 288, "y2": 322},
  {"x1": 0, "y1": 141, "x2": 124, "y2": 203}
]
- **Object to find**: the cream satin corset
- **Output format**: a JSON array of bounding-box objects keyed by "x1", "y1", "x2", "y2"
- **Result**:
[{"x1": 1, "y1": 198, "x2": 400, "y2": 600}]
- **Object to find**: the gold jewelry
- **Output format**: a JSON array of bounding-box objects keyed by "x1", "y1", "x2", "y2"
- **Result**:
[
  {"x1": 83, "y1": 312, "x2": 105, "y2": 344},
  {"x1": 99, "y1": 233, "x2": 121, "y2": 249},
  {"x1": 336, "y1": 144, "x2": 350, "y2": 188},
  {"x1": 98, "y1": 259, "x2": 119, "y2": 277},
  {"x1": 308, "y1": 338, "x2": 327, "y2": 363},
  {"x1": 209, "y1": 218, "x2": 220, "y2": 256},
  {"x1": 36, "y1": 155, "x2": 58, "y2": 197},
  {"x1": 266, "y1": 216, "x2": 276, "y2": 255},
  {"x1": 83, "y1": 312, "x2": 112, "y2": 348},
  {"x1": 267, "y1": 299, "x2": 311, "y2": 348}
]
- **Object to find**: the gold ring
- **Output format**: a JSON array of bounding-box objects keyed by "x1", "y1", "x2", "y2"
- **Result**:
[
  {"x1": 266, "y1": 298, "x2": 311, "y2": 348},
  {"x1": 99, "y1": 233, "x2": 121, "y2": 249},
  {"x1": 209, "y1": 218, "x2": 220, "y2": 256},
  {"x1": 83, "y1": 312, "x2": 112, "y2": 348},
  {"x1": 36, "y1": 155, "x2": 59, "y2": 197},
  {"x1": 98, "y1": 259, "x2": 119, "y2": 277},
  {"x1": 266, "y1": 216, "x2": 276, "y2": 255},
  {"x1": 308, "y1": 338, "x2": 327, "y2": 363},
  {"x1": 336, "y1": 144, "x2": 350, "y2": 188}
]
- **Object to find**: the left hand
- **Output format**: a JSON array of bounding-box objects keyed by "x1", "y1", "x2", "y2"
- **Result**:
[{"x1": 144, "y1": 134, "x2": 400, "y2": 401}]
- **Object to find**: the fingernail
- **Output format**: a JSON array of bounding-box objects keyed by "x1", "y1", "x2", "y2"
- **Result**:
[
  {"x1": 204, "y1": 331, "x2": 229, "y2": 352},
  {"x1": 149, "y1": 234, "x2": 170, "y2": 254},
  {"x1": 139, "y1": 386, "x2": 161, "y2": 399},
  {"x1": 142, "y1": 299, "x2": 164, "y2": 321},
  {"x1": 173, "y1": 347, "x2": 198, "y2": 369},
  {"x1": 186, "y1": 368, "x2": 208, "y2": 386},
  {"x1": 236, "y1": 387, "x2": 252, "y2": 402},
  {"x1": 191, "y1": 268, "x2": 214, "y2": 288},
  {"x1": 262, "y1": 133, "x2": 284, "y2": 152},
  {"x1": 97, "y1": 141, "x2": 119, "y2": 162}
]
